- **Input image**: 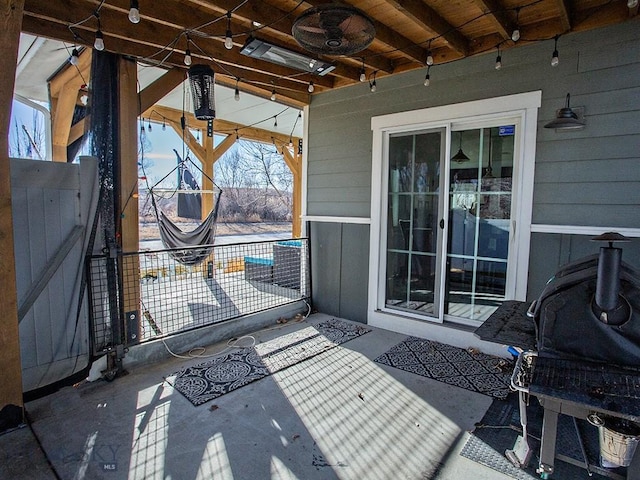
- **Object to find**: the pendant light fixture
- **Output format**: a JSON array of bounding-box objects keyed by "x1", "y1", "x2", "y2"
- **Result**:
[
  {"x1": 451, "y1": 131, "x2": 470, "y2": 163},
  {"x1": 544, "y1": 93, "x2": 585, "y2": 130}
]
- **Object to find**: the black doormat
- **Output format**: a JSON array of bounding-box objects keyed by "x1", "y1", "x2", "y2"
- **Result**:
[
  {"x1": 473, "y1": 300, "x2": 536, "y2": 350},
  {"x1": 460, "y1": 393, "x2": 627, "y2": 479},
  {"x1": 373, "y1": 337, "x2": 513, "y2": 399},
  {"x1": 168, "y1": 319, "x2": 370, "y2": 406}
]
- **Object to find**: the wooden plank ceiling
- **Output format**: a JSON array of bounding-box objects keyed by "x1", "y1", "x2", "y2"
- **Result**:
[{"x1": 22, "y1": 0, "x2": 638, "y2": 107}]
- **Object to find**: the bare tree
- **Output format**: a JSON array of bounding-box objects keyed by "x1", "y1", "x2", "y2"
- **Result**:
[{"x1": 9, "y1": 109, "x2": 45, "y2": 159}]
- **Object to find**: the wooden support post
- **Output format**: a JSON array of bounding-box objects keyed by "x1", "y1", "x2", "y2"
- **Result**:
[
  {"x1": 282, "y1": 145, "x2": 302, "y2": 238},
  {"x1": 49, "y1": 49, "x2": 91, "y2": 162},
  {"x1": 118, "y1": 56, "x2": 141, "y2": 342},
  {"x1": 0, "y1": 0, "x2": 25, "y2": 430}
]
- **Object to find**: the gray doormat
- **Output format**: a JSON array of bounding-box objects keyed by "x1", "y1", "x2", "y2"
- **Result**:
[
  {"x1": 473, "y1": 300, "x2": 536, "y2": 350},
  {"x1": 168, "y1": 319, "x2": 370, "y2": 406},
  {"x1": 460, "y1": 393, "x2": 625, "y2": 479},
  {"x1": 373, "y1": 337, "x2": 513, "y2": 399}
]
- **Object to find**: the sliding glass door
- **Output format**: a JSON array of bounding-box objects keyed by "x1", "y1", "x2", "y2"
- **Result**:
[{"x1": 383, "y1": 122, "x2": 516, "y2": 325}]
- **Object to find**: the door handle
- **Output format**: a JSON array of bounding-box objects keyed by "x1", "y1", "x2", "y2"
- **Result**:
[{"x1": 439, "y1": 219, "x2": 445, "y2": 229}]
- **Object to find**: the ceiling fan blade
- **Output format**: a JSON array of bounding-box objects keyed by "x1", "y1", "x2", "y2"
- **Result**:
[
  {"x1": 339, "y1": 14, "x2": 371, "y2": 35},
  {"x1": 296, "y1": 25, "x2": 328, "y2": 34}
]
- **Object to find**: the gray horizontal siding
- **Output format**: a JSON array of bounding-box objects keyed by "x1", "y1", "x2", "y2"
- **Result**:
[{"x1": 306, "y1": 20, "x2": 640, "y2": 317}]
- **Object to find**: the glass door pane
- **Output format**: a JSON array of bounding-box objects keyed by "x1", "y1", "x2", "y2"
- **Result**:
[
  {"x1": 385, "y1": 129, "x2": 442, "y2": 318},
  {"x1": 445, "y1": 126, "x2": 514, "y2": 323}
]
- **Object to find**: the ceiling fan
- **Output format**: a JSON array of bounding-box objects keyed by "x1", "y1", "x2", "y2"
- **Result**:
[{"x1": 292, "y1": 4, "x2": 376, "y2": 56}]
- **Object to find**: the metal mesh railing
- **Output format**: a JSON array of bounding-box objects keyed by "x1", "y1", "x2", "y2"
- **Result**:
[{"x1": 88, "y1": 238, "x2": 310, "y2": 354}]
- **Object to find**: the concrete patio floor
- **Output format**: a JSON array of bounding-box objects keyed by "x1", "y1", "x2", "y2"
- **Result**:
[{"x1": 1, "y1": 313, "x2": 520, "y2": 480}]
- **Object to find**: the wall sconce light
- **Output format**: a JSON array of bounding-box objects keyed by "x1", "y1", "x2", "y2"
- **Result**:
[{"x1": 544, "y1": 93, "x2": 585, "y2": 130}]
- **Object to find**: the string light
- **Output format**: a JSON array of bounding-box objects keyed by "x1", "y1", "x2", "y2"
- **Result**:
[
  {"x1": 147, "y1": 119, "x2": 152, "y2": 132},
  {"x1": 551, "y1": 35, "x2": 559, "y2": 67},
  {"x1": 511, "y1": 8, "x2": 521, "y2": 42},
  {"x1": 184, "y1": 36, "x2": 192, "y2": 66},
  {"x1": 359, "y1": 58, "x2": 366, "y2": 82},
  {"x1": 273, "y1": 116, "x2": 278, "y2": 128},
  {"x1": 234, "y1": 78, "x2": 240, "y2": 101},
  {"x1": 270, "y1": 89, "x2": 276, "y2": 101},
  {"x1": 423, "y1": 65, "x2": 431, "y2": 86},
  {"x1": 628, "y1": 0, "x2": 638, "y2": 8},
  {"x1": 94, "y1": 30, "x2": 105, "y2": 51},
  {"x1": 69, "y1": 48, "x2": 80, "y2": 65},
  {"x1": 224, "y1": 12, "x2": 234, "y2": 50},
  {"x1": 128, "y1": 0, "x2": 140, "y2": 24},
  {"x1": 288, "y1": 137, "x2": 293, "y2": 147},
  {"x1": 140, "y1": 121, "x2": 145, "y2": 135},
  {"x1": 370, "y1": 79, "x2": 377, "y2": 92},
  {"x1": 495, "y1": 46, "x2": 502, "y2": 70},
  {"x1": 162, "y1": 119, "x2": 166, "y2": 131},
  {"x1": 93, "y1": 13, "x2": 104, "y2": 51},
  {"x1": 308, "y1": 81, "x2": 314, "y2": 93},
  {"x1": 426, "y1": 41, "x2": 434, "y2": 66}
]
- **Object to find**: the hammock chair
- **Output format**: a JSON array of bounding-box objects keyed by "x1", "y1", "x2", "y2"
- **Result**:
[{"x1": 147, "y1": 149, "x2": 222, "y2": 266}]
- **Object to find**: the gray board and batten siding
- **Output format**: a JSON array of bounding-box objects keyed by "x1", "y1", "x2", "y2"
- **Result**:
[{"x1": 306, "y1": 19, "x2": 640, "y2": 321}]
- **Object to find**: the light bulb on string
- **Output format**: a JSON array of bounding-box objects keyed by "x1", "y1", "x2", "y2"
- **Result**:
[
  {"x1": 628, "y1": 0, "x2": 638, "y2": 8},
  {"x1": 308, "y1": 81, "x2": 314, "y2": 93},
  {"x1": 234, "y1": 77, "x2": 240, "y2": 101},
  {"x1": 426, "y1": 40, "x2": 434, "y2": 66},
  {"x1": 147, "y1": 119, "x2": 152, "y2": 132},
  {"x1": 273, "y1": 116, "x2": 278, "y2": 128},
  {"x1": 128, "y1": 0, "x2": 140, "y2": 24},
  {"x1": 511, "y1": 8, "x2": 520, "y2": 42},
  {"x1": 94, "y1": 30, "x2": 105, "y2": 51},
  {"x1": 423, "y1": 66, "x2": 431, "y2": 86},
  {"x1": 369, "y1": 72, "x2": 377, "y2": 93},
  {"x1": 551, "y1": 35, "x2": 560, "y2": 67},
  {"x1": 288, "y1": 138, "x2": 293, "y2": 147},
  {"x1": 224, "y1": 12, "x2": 233, "y2": 50},
  {"x1": 270, "y1": 89, "x2": 276, "y2": 101},
  {"x1": 162, "y1": 120, "x2": 166, "y2": 131},
  {"x1": 184, "y1": 48, "x2": 192, "y2": 66},
  {"x1": 495, "y1": 48, "x2": 502, "y2": 70},
  {"x1": 69, "y1": 48, "x2": 80, "y2": 66},
  {"x1": 359, "y1": 59, "x2": 366, "y2": 82}
]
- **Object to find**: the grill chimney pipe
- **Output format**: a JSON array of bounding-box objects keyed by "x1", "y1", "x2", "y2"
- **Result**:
[{"x1": 592, "y1": 232, "x2": 631, "y2": 325}]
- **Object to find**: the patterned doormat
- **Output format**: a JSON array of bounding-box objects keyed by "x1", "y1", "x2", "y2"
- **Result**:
[
  {"x1": 460, "y1": 393, "x2": 620, "y2": 479},
  {"x1": 168, "y1": 319, "x2": 370, "y2": 406},
  {"x1": 373, "y1": 337, "x2": 513, "y2": 399}
]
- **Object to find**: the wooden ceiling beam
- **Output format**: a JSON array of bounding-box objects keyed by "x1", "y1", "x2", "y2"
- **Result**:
[
  {"x1": 554, "y1": 0, "x2": 572, "y2": 32},
  {"x1": 472, "y1": 0, "x2": 516, "y2": 41},
  {"x1": 145, "y1": 105, "x2": 292, "y2": 147},
  {"x1": 381, "y1": 0, "x2": 469, "y2": 56},
  {"x1": 86, "y1": 0, "x2": 392, "y2": 76},
  {"x1": 21, "y1": 14, "x2": 310, "y2": 107},
  {"x1": 139, "y1": 68, "x2": 185, "y2": 114},
  {"x1": 23, "y1": 0, "x2": 333, "y2": 89}
]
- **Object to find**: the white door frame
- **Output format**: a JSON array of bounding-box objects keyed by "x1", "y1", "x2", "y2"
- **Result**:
[{"x1": 368, "y1": 91, "x2": 541, "y2": 333}]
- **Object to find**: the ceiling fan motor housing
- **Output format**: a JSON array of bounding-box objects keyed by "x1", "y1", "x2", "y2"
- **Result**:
[{"x1": 292, "y1": 4, "x2": 376, "y2": 56}]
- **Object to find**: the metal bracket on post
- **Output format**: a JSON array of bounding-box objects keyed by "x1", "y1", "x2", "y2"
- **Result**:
[{"x1": 102, "y1": 344, "x2": 126, "y2": 381}]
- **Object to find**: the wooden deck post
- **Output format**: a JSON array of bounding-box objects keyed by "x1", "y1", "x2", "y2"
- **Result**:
[
  {"x1": 0, "y1": 0, "x2": 25, "y2": 431},
  {"x1": 282, "y1": 143, "x2": 302, "y2": 238},
  {"x1": 118, "y1": 56, "x2": 141, "y2": 342}
]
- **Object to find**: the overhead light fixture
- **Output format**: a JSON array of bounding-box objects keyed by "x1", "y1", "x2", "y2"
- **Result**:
[
  {"x1": 94, "y1": 30, "x2": 105, "y2": 51},
  {"x1": 240, "y1": 37, "x2": 335, "y2": 76},
  {"x1": 224, "y1": 12, "x2": 234, "y2": 50},
  {"x1": 128, "y1": 0, "x2": 140, "y2": 24},
  {"x1": 511, "y1": 8, "x2": 521, "y2": 42},
  {"x1": 451, "y1": 131, "x2": 470, "y2": 163},
  {"x1": 628, "y1": 0, "x2": 638, "y2": 8},
  {"x1": 69, "y1": 48, "x2": 80, "y2": 66},
  {"x1": 544, "y1": 93, "x2": 585, "y2": 130},
  {"x1": 551, "y1": 35, "x2": 560, "y2": 67}
]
